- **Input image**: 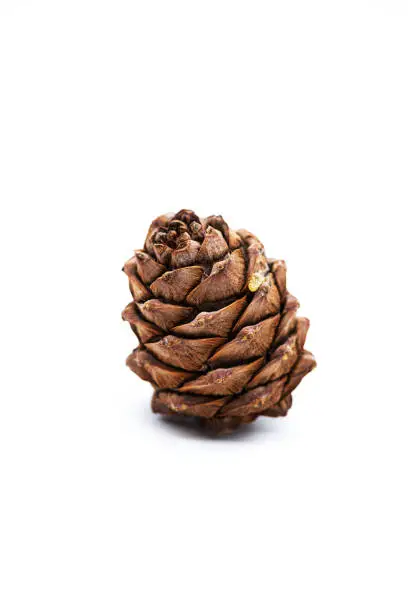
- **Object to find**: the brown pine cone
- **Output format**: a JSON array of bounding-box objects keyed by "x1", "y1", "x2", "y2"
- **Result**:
[{"x1": 123, "y1": 210, "x2": 316, "y2": 434}]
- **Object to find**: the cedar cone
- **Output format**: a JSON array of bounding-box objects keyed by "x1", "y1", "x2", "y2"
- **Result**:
[{"x1": 123, "y1": 210, "x2": 316, "y2": 434}]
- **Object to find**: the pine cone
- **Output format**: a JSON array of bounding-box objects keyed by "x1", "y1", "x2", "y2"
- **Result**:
[{"x1": 123, "y1": 210, "x2": 316, "y2": 434}]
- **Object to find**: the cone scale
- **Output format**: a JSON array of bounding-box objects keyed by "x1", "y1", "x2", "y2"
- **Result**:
[{"x1": 123, "y1": 210, "x2": 316, "y2": 434}]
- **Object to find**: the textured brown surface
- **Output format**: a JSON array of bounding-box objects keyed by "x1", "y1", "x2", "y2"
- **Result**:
[{"x1": 123, "y1": 209, "x2": 316, "y2": 434}]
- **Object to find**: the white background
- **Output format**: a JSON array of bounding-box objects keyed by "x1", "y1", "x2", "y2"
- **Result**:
[{"x1": 0, "y1": 1, "x2": 407, "y2": 610}]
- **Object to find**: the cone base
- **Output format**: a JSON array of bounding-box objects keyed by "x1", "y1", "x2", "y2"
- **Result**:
[{"x1": 151, "y1": 390, "x2": 293, "y2": 435}]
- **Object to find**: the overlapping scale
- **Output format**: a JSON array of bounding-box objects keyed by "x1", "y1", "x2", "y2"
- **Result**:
[
  {"x1": 133, "y1": 250, "x2": 166, "y2": 284},
  {"x1": 273, "y1": 295, "x2": 299, "y2": 347},
  {"x1": 263, "y1": 394, "x2": 292, "y2": 417},
  {"x1": 172, "y1": 297, "x2": 247, "y2": 338},
  {"x1": 271, "y1": 259, "x2": 287, "y2": 298},
  {"x1": 208, "y1": 315, "x2": 280, "y2": 367},
  {"x1": 233, "y1": 273, "x2": 280, "y2": 332},
  {"x1": 144, "y1": 213, "x2": 173, "y2": 256},
  {"x1": 123, "y1": 257, "x2": 152, "y2": 301},
  {"x1": 202, "y1": 215, "x2": 242, "y2": 250},
  {"x1": 127, "y1": 348, "x2": 195, "y2": 388},
  {"x1": 237, "y1": 229, "x2": 269, "y2": 291},
  {"x1": 152, "y1": 391, "x2": 229, "y2": 418},
  {"x1": 137, "y1": 299, "x2": 194, "y2": 332},
  {"x1": 219, "y1": 377, "x2": 287, "y2": 417},
  {"x1": 178, "y1": 358, "x2": 263, "y2": 396},
  {"x1": 186, "y1": 249, "x2": 245, "y2": 305},
  {"x1": 145, "y1": 335, "x2": 225, "y2": 372},
  {"x1": 196, "y1": 226, "x2": 229, "y2": 264},
  {"x1": 295, "y1": 317, "x2": 310, "y2": 351},
  {"x1": 170, "y1": 239, "x2": 201, "y2": 268},
  {"x1": 283, "y1": 351, "x2": 316, "y2": 396},
  {"x1": 122, "y1": 302, "x2": 162, "y2": 343},
  {"x1": 153, "y1": 242, "x2": 172, "y2": 265},
  {"x1": 150, "y1": 266, "x2": 203, "y2": 302},
  {"x1": 247, "y1": 334, "x2": 298, "y2": 388}
]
